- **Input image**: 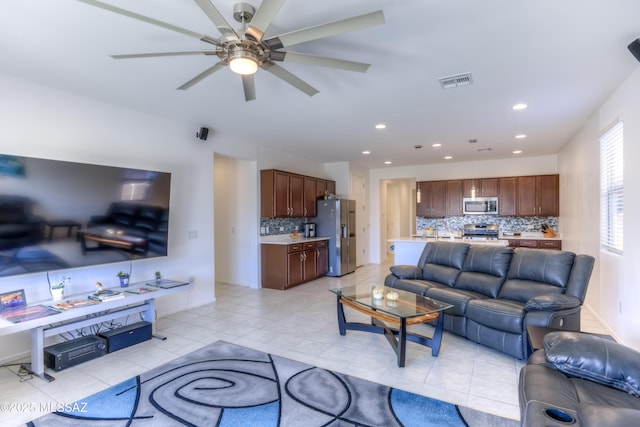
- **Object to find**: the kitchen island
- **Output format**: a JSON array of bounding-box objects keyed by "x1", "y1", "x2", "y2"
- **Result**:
[
  {"x1": 389, "y1": 237, "x2": 508, "y2": 265},
  {"x1": 389, "y1": 232, "x2": 563, "y2": 265}
]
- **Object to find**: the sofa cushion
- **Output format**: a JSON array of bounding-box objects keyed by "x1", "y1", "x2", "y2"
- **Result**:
[
  {"x1": 507, "y1": 248, "x2": 575, "y2": 286},
  {"x1": 454, "y1": 245, "x2": 512, "y2": 298},
  {"x1": 425, "y1": 287, "x2": 486, "y2": 316},
  {"x1": 421, "y1": 242, "x2": 469, "y2": 286},
  {"x1": 389, "y1": 265, "x2": 422, "y2": 280},
  {"x1": 466, "y1": 298, "x2": 526, "y2": 334},
  {"x1": 544, "y1": 331, "x2": 640, "y2": 397}
]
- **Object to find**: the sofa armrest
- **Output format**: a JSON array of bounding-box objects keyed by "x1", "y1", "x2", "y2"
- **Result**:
[
  {"x1": 524, "y1": 294, "x2": 581, "y2": 312},
  {"x1": 545, "y1": 331, "x2": 640, "y2": 397},
  {"x1": 389, "y1": 265, "x2": 422, "y2": 280},
  {"x1": 577, "y1": 404, "x2": 640, "y2": 427}
]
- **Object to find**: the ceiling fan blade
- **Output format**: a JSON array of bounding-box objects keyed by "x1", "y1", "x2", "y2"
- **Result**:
[
  {"x1": 264, "y1": 10, "x2": 384, "y2": 50},
  {"x1": 272, "y1": 51, "x2": 370, "y2": 73},
  {"x1": 245, "y1": 0, "x2": 286, "y2": 42},
  {"x1": 77, "y1": 0, "x2": 220, "y2": 46},
  {"x1": 262, "y1": 62, "x2": 319, "y2": 97},
  {"x1": 193, "y1": 0, "x2": 238, "y2": 39},
  {"x1": 111, "y1": 50, "x2": 217, "y2": 59},
  {"x1": 242, "y1": 75, "x2": 256, "y2": 101},
  {"x1": 177, "y1": 62, "x2": 226, "y2": 90}
]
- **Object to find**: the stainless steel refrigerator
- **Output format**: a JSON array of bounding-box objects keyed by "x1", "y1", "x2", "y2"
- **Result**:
[{"x1": 316, "y1": 199, "x2": 356, "y2": 276}]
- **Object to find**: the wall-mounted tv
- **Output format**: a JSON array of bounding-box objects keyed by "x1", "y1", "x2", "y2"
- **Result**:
[{"x1": 0, "y1": 154, "x2": 171, "y2": 278}]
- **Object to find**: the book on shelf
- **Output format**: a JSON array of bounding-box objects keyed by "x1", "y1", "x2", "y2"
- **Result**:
[
  {"x1": 126, "y1": 287, "x2": 158, "y2": 295},
  {"x1": 88, "y1": 290, "x2": 125, "y2": 302},
  {"x1": 52, "y1": 299, "x2": 101, "y2": 310}
]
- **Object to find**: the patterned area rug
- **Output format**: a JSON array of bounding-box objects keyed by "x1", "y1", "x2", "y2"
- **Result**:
[{"x1": 28, "y1": 341, "x2": 518, "y2": 426}]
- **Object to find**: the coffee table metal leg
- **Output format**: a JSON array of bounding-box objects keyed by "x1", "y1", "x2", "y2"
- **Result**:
[
  {"x1": 397, "y1": 318, "x2": 407, "y2": 367},
  {"x1": 429, "y1": 314, "x2": 444, "y2": 356},
  {"x1": 337, "y1": 296, "x2": 346, "y2": 336}
]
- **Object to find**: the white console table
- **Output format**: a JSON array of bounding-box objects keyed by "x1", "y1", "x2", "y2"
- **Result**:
[{"x1": 0, "y1": 280, "x2": 192, "y2": 381}]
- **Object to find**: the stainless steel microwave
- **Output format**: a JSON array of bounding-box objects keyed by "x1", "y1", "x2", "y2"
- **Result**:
[{"x1": 463, "y1": 197, "x2": 498, "y2": 215}]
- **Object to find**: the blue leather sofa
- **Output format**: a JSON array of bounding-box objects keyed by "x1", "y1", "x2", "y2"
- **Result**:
[{"x1": 384, "y1": 241, "x2": 595, "y2": 359}]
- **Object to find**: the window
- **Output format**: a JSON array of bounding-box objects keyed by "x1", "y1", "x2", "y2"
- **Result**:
[
  {"x1": 120, "y1": 169, "x2": 158, "y2": 201},
  {"x1": 600, "y1": 120, "x2": 623, "y2": 254}
]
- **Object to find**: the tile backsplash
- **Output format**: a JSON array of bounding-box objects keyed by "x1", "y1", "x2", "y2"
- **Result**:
[
  {"x1": 416, "y1": 215, "x2": 558, "y2": 234},
  {"x1": 260, "y1": 218, "x2": 308, "y2": 235},
  {"x1": 260, "y1": 215, "x2": 559, "y2": 236}
]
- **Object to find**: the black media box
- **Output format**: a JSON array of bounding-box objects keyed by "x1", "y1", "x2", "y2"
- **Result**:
[
  {"x1": 44, "y1": 335, "x2": 107, "y2": 371},
  {"x1": 98, "y1": 321, "x2": 152, "y2": 353}
]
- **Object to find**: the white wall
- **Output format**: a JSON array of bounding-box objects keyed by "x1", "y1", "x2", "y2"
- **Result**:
[
  {"x1": 0, "y1": 74, "x2": 218, "y2": 362},
  {"x1": 559, "y1": 67, "x2": 640, "y2": 349}
]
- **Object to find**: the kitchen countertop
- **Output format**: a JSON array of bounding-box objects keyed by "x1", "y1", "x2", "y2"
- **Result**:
[
  {"x1": 261, "y1": 235, "x2": 330, "y2": 245},
  {"x1": 392, "y1": 237, "x2": 509, "y2": 246}
]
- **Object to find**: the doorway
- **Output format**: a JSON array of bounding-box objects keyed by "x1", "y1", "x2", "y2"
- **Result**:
[{"x1": 213, "y1": 154, "x2": 259, "y2": 288}]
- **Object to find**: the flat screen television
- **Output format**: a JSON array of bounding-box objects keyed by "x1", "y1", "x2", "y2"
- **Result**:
[{"x1": 0, "y1": 154, "x2": 171, "y2": 278}]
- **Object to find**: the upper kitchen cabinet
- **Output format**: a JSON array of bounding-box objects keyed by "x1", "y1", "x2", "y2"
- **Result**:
[
  {"x1": 517, "y1": 174, "x2": 559, "y2": 216},
  {"x1": 326, "y1": 180, "x2": 336, "y2": 196},
  {"x1": 260, "y1": 169, "x2": 303, "y2": 218},
  {"x1": 498, "y1": 177, "x2": 517, "y2": 216},
  {"x1": 261, "y1": 169, "x2": 336, "y2": 218},
  {"x1": 416, "y1": 181, "x2": 447, "y2": 217},
  {"x1": 303, "y1": 176, "x2": 317, "y2": 217},
  {"x1": 463, "y1": 178, "x2": 499, "y2": 197},
  {"x1": 316, "y1": 179, "x2": 327, "y2": 199},
  {"x1": 446, "y1": 180, "x2": 463, "y2": 216}
]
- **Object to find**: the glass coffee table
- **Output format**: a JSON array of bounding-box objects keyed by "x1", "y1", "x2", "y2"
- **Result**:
[{"x1": 329, "y1": 285, "x2": 453, "y2": 367}]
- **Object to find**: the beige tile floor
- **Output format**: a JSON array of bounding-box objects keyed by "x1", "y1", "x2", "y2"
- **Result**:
[{"x1": 0, "y1": 258, "x2": 608, "y2": 426}]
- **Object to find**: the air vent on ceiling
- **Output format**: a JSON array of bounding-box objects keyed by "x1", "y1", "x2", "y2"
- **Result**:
[{"x1": 438, "y1": 72, "x2": 473, "y2": 89}]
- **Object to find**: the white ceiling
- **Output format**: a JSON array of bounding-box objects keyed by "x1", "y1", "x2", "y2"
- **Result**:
[{"x1": 1, "y1": 0, "x2": 639, "y2": 169}]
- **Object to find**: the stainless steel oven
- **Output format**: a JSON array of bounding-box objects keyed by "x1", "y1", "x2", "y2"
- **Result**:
[{"x1": 463, "y1": 197, "x2": 498, "y2": 215}]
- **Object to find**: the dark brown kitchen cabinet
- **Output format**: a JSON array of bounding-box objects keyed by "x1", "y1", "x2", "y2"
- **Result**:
[
  {"x1": 506, "y1": 239, "x2": 562, "y2": 250},
  {"x1": 316, "y1": 239, "x2": 328, "y2": 276},
  {"x1": 261, "y1": 169, "x2": 329, "y2": 218},
  {"x1": 303, "y1": 176, "x2": 317, "y2": 217},
  {"x1": 326, "y1": 180, "x2": 336, "y2": 196},
  {"x1": 261, "y1": 240, "x2": 327, "y2": 290},
  {"x1": 537, "y1": 175, "x2": 559, "y2": 216},
  {"x1": 416, "y1": 181, "x2": 446, "y2": 218},
  {"x1": 498, "y1": 177, "x2": 517, "y2": 216},
  {"x1": 316, "y1": 179, "x2": 327, "y2": 199},
  {"x1": 260, "y1": 169, "x2": 291, "y2": 218},
  {"x1": 463, "y1": 178, "x2": 499, "y2": 197},
  {"x1": 289, "y1": 173, "x2": 304, "y2": 217},
  {"x1": 446, "y1": 180, "x2": 463, "y2": 216},
  {"x1": 517, "y1": 175, "x2": 559, "y2": 216}
]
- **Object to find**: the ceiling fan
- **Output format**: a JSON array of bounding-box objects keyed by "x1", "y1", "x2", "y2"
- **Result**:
[{"x1": 77, "y1": 0, "x2": 385, "y2": 101}]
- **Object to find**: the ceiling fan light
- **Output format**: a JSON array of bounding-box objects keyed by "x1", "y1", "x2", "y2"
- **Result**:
[{"x1": 230, "y1": 56, "x2": 258, "y2": 75}]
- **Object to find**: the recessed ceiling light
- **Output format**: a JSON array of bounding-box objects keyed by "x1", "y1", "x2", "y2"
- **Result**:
[
  {"x1": 362, "y1": 150, "x2": 371, "y2": 155},
  {"x1": 384, "y1": 161, "x2": 392, "y2": 164},
  {"x1": 513, "y1": 150, "x2": 523, "y2": 154},
  {"x1": 444, "y1": 156, "x2": 452, "y2": 160},
  {"x1": 375, "y1": 123, "x2": 387, "y2": 129},
  {"x1": 512, "y1": 103, "x2": 528, "y2": 111},
  {"x1": 432, "y1": 143, "x2": 442, "y2": 148},
  {"x1": 515, "y1": 134, "x2": 527, "y2": 139}
]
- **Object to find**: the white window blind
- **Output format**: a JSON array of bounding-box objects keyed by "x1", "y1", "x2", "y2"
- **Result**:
[{"x1": 600, "y1": 121, "x2": 623, "y2": 254}]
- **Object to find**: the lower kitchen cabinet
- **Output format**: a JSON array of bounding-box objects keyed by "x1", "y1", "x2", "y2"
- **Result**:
[
  {"x1": 261, "y1": 239, "x2": 329, "y2": 290},
  {"x1": 506, "y1": 239, "x2": 562, "y2": 250}
]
